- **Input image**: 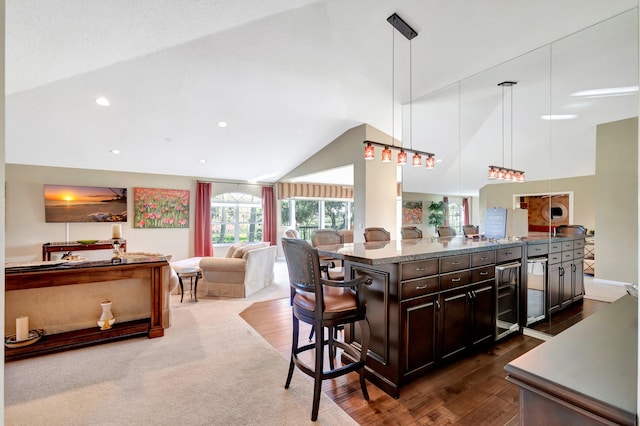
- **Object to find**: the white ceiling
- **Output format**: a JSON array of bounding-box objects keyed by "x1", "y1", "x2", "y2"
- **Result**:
[{"x1": 6, "y1": 1, "x2": 638, "y2": 195}]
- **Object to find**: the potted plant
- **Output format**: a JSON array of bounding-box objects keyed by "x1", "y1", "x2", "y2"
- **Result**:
[{"x1": 427, "y1": 201, "x2": 447, "y2": 232}]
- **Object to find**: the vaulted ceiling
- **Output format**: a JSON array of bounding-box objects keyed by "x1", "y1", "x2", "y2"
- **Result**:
[{"x1": 6, "y1": 1, "x2": 638, "y2": 195}]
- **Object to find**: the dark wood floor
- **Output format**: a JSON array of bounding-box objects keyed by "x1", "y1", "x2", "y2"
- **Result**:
[{"x1": 240, "y1": 297, "x2": 610, "y2": 425}]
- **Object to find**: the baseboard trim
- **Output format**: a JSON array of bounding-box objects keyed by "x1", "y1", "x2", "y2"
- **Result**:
[{"x1": 592, "y1": 278, "x2": 628, "y2": 287}]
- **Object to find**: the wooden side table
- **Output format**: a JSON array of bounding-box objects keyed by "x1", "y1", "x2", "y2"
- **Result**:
[
  {"x1": 42, "y1": 240, "x2": 127, "y2": 261},
  {"x1": 175, "y1": 267, "x2": 202, "y2": 302}
]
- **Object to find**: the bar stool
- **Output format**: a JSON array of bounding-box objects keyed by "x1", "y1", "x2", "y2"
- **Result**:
[{"x1": 281, "y1": 237, "x2": 371, "y2": 421}]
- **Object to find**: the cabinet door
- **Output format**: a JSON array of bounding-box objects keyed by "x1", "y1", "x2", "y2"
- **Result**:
[
  {"x1": 561, "y1": 261, "x2": 573, "y2": 307},
  {"x1": 547, "y1": 263, "x2": 562, "y2": 315},
  {"x1": 401, "y1": 294, "x2": 438, "y2": 377},
  {"x1": 439, "y1": 288, "x2": 469, "y2": 361},
  {"x1": 470, "y1": 282, "x2": 495, "y2": 346},
  {"x1": 572, "y1": 259, "x2": 584, "y2": 300}
]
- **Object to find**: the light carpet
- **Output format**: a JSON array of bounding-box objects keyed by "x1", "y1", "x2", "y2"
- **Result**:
[
  {"x1": 5, "y1": 259, "x2": 357, "y2": 425},
  {"x1": 583, "y1": 275, "x2": 628, "y2": 303}
]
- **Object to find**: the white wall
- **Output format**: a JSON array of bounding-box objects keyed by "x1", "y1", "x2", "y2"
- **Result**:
[
  {"x1": 5, "y1": 165, "x2": 196, "y2": 262},
  {"x1": 595, "y1": 117, "x2": 638, "y2": 284},
  {"x1": 5, "y1": 165, "x2": 269, "y2": 263}
]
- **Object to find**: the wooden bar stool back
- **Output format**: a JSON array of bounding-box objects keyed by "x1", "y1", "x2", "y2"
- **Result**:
[{"x1": 281, "y1": 238, "x2": 371, "y2": 421}]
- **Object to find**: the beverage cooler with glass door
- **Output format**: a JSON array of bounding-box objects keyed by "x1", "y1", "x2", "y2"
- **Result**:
[{"x1": 495, "y1": 261, "x2": 521, "y2": 340}]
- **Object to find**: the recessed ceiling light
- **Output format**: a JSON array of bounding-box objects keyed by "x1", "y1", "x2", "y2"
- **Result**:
[
  {"x1": 217, "y1": 121, "x2": 228, "y2": 128},
  {"x1": 541, "y1": 114, "x2": 578, "y2": 120},
  {"x1": 200, "y1": 159, "x2": 207, "y2": 164},
  {"x1": 164, "y1": 137, "x2": 172, "y2": 142},
  {"x1": 96, "y1": 97, "x2": 110, "y2": 107},
  {"x1": 111, "y1": 149, "x2": 120, "y2": 155}
]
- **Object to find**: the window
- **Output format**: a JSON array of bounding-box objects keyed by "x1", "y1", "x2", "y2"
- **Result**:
[
  {"x1": 281, "y1": 199, "x2": 353, "y2": 240},
  {"x1": 212, "y1": 193, "x2": 262, "y2": 244},
  {"x1": 447, "y1": 200, "x2": 464, "y2": 235}
]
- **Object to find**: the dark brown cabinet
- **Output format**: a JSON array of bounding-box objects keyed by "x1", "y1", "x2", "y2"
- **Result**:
[
  {"x1": 470, "y1": 282, "x2": 495, "y2": 345},
  {"x1": 440, "y1": 281, "x2": 494, "y2": 361},
  {"x1": 399, "y1": 252, "x2": 497, "y2": 384},
  {"x1": 440, "y1": 287, "x2": 469, "y2": 360},
  {"x1": 548, "y1": 261, "x2": 562, "y2": 314},
  {"x1": 547, "y1": 238, "x2": 585, "y2": 315},
  {"x1": 401, "y1": 293, "x2": 438, "y2": 377}
]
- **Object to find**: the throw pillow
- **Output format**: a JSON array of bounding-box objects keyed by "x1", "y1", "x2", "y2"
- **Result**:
[{"x1": 225, "y1": 242, "x2": 246, "y2": 258}]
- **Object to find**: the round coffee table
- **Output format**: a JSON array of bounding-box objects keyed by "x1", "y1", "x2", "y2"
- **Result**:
[{"x1": 175, "y1": 267, "x2": 202, "y2": 302}]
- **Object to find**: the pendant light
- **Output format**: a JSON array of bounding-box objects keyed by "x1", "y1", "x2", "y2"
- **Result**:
[
  {"x1": 363, "y1": 13, "x2": 436, "y2": 169},
  {"x1": 488, "y1": 81, "x2": 525, "y2": 182}
]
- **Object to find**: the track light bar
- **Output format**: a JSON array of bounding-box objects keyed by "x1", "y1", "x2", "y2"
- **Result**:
[
  {"x1": 364, "y1": 140, "x2": 434, "y2": 158},
  {"x1": 363, "y1": 140, "x2": 436, "y2": 169}
]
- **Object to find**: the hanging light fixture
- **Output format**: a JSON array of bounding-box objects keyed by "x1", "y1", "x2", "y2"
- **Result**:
[
  {"x1": 363, "y1": 13, "x2": 436, "y2": 169},
  {"x1": 488, "y1": 81, "x2": 525, "y2": 182}
]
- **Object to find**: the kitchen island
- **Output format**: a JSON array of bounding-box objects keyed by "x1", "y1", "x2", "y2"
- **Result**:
[
  {"x1": 505, "y1": 294, "x2": 637, "y2": 425},
  {"x1": 316, "y1": 235, "x2": 585, "y2": 398}
]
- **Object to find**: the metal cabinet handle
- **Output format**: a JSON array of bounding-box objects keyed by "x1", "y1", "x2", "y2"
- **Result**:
[
  {"x1": 416, "y1": 284, "x2": 427, "y2": 290},
  {"x1": 435, "y1": 300, "x2": 441, "y2": 310},
  {"x1": 451, "y1": 277, "x2": 461, "y2": 282},
  {"x1": 415, "y1": 266, "x2": 426, "y2": 271},
  {"x1": 480, "y1": 256, "x2": 489, "y2": 260},
  {"x1": 479, "y1": 271, "x2": 488, "y2": 276},
  {"x1": 451, "y1": 261, "x2": 461, "y2": 265},
  {"x1": 505, "y1": 252, "x2": 512, "y2": 255}
]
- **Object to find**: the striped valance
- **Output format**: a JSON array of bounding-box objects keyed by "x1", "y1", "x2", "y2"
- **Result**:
[{"x1": 277, "y1": 182, "x2": 353, "y2": 200}]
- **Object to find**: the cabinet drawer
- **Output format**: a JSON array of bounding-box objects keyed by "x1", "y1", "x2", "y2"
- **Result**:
[
  {"x1": 440, "y1": 254, "x2": 470, "y2": 273},
  {"x1": 574, "y1": 249, "x2": 584, "y2": 259},
  {"x1": 496, "y1": 246, "x2": 522, "y2": 264},
  {"x1": 471, "y1": 265, "x2": 495, "y2": 283},
  {"x1": 549, "y1": 242, "x2": 562, "y2": 253},
  {"x1": 573, "y1": 239, "x2": 585, "y2": 249},
  {"x1": 562, "y1": 251, "x2": 573, "y2": 261},
  {"x1": 562, "y1": 241, "x2": 574, "y2": 251},
  {"x1": 471, "y1": 251, "x2": 495, "y2": 267},
  {"x1": 527, "y1": 244, "x2": 548, "y2": 257},
  {"x1": 549, "y1": 252, "x2": 562, "y2": 264},
  {"x1": 401, "y1": 259, "x2": 439, "y2": 280},
  {"x1": 400, "y1": 276, "x2": 439, "y2": 300},
  {"x1": 440, "y1": 270, "x2": 471, "y2": 290}
]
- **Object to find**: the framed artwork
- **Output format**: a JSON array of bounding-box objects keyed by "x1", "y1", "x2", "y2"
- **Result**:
[
  {"x1": 402, "y1": 201, "x2": 423, "y2": 225},
  {"x1": 133, "y1": 187, "x2": 190, "y2": 228},
  {"x1": 44, "y1": 184, "x2": 127, "y2": 223}
]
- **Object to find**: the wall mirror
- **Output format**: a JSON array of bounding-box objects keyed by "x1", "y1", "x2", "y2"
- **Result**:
[{"x1": 402, "y1": 9, "x2": 637, "y2": 242}]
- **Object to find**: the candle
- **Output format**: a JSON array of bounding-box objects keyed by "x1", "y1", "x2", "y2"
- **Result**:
[
  {"x1": 112, "y1": 224, "x2": 122, "y2": 239},
  {"x1": 16, "y1": 316, "x2": 29, "y2": 341}
]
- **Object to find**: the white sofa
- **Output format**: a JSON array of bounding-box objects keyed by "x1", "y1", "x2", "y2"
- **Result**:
[{"x1": 199, "y1": 242, "x2": 277, "y2": 298}]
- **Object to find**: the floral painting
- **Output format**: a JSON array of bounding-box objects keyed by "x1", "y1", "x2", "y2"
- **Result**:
[
  {"x1": 133, "y1": 187, "x2": 190, "y2": 228},
  {"x1": 402, "y1": 201, "x2": 423, "y2": 225}
]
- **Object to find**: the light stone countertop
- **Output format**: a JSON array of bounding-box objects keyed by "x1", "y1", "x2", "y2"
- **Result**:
[{"x1": 316, "y1": 234, "x2": 584, "y2": 265}]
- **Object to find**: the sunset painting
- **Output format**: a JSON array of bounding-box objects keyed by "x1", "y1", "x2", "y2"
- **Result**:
[{"x1": 44, "y1": 184, "x2": 127, "y2": 223}]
